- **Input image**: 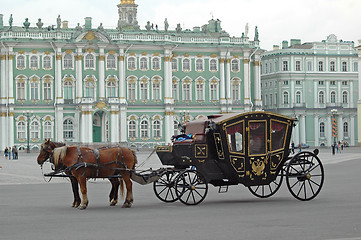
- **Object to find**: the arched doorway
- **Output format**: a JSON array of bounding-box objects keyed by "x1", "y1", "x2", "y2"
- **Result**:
[{"x1": 93, "y1": 111, "x2": 109, "y2": 143}]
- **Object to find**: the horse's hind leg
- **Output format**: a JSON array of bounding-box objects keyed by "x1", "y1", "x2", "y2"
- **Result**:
[
  {"x1": 69, "y1": 175, "x2": 81, "y2": 208},
  {"x1": 121, "y1": 173, "x2": 133, "y2": 208},
  {"x1": 77, "y1": 176, "x2": 89, "y2": 210},
  {"x1": 109, "y1": 178, "x2": 120, "y2": 206}
]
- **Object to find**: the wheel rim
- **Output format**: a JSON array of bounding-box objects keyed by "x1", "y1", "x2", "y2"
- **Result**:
[
  {"x1": 286, "y1": 152, "x2": 324, "y2": 201},
  {"x1": 175, "y1": 170, "x2": 208, "y2": 205},
  {"x1": 248, "y1": 170, "x2": 283, "y2": 198},
  {"x1": 153, "y1": 170, "x2": 179, "y2": 202}
]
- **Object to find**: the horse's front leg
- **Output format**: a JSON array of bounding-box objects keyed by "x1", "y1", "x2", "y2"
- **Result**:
[
  {"x1": 77, "y1": 176, "x2": 89, "y2": 210},
  {"x1": 109, "y1": 178, "x2": 120, "y2": 206},
  {"x1": 68, "y1": 173, "x2": 81, "y2": 208},
  {"x1": 122, "y1": 173, "x2": 133, "y2": 208}
]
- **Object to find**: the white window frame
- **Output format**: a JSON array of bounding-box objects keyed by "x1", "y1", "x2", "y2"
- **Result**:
[
  {"x1": 63, "y1": 118, "x2": 74, "y2": 140},
  {"x1": 43, "y1": 120, "x2": 53, "y2": 140},
  {"x1": 318, "y1": 91, "x2": 325, "y2": 104},
  {"x1": 30, "y1": 55, "x2": 39, "y2": 70},
  {"x1": 29, "y1": 76, "x2": 40, "y2": 101},
  {"x1": 140, "y1": 119, "x2": 150, "y2": 139},
  {"x1": 84, "y1": 53, "x2": 96, "y2": 70},
  {"x1": 106, "y1": 54, "x2": 117, "y2": 70},
  {"x1": 42, "y1": 55, "x2": 52, "y2": 70},
  {"x1": 128, "y1": 120, "x2": 137, "y2": 139},
  {"x1": 195, "y1": 58, "x2": 204, "y2": 72},
  {"x1": 17, "y1": 121, "x2": 26, "y2": 140},
  {"x1": 171, "y1": 58, "x2": 178, "y2": 71},
  {"x1": 63, "y1": 53, "x2": 74, "y2": 70},
  {"x1": 151, "y1": 57, "x2": 161, "y2": 71},
  {"x1": 127, "y1": 56, "x2": 137, "y2": 70},
  {"x1": 139, "y1": 57, "x2": 148, "y2": 71},
  {"x1": 153, "y1": 119, "x2": 162, "y2": 139},
  {"x1": 195, "y1": 79, "x2": 205, "y2": 101},
  {"x1": 209, "y1": 59, "x2": 218, "y2": 72},
  {"x1": 16, "y1": 54, "x2": 26, "y2": 69},
  {"x1": 182, "y1": 58, "x2": 191, "y2": 72},
  {"x1": 231, "y1": 59, "x2": 240, "y2": 72}
]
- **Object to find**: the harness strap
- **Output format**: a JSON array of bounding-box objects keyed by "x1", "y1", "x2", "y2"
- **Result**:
[{"x1": 93, "y1": 148, "x2": 100, "y2": 177}]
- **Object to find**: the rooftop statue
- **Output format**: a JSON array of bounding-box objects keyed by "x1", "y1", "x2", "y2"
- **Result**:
[
  {"x1": 254, "y1": 26, "x2": 259, "y2": 41},
  {"x1": 36, "y1": 18, "x2": 43, "y2": 29},
  {"x1": 9, "y1": 14, "x2": 13, "y2": 30},
  {"x1": 57, "y1": 15, "x2": 61, "y2": 29},
  {"x1": 164, "y1": 18, "x2": 169, "y2": 32},
  {"x1": 23, "y1": 18, "x2": 30, "y2": 31}
]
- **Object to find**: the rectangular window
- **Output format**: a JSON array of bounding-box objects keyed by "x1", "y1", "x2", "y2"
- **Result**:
[
  {"x1": 249, "y1": 121, "x2": 266, "y2": 155},
  {"x1": 342, "y1": 81, "x2": 348, "y2": 86},
  {"x1": 318, "y1": 61, "x2": 324, "y2": 71},
  {"x1": 43, "y1": 82, "x2": 51, "y2": 100},
  {"x1": 295, "y1": 61, "x2": 301, "y2": 71},
  {"x1": 307, "y1": 61, "x2": 313, "y2": 71},
  {"x1": 330, "y1": 61, "x2": 336, "y2": 72},
  {"x1": 296, "y1": 80, "x2": 301, "y2": 85},
  {"x1": 153, "y1": 82, "x2": 160, "y2": 101},
  {"x1": 282, "y1": 61, "x2": 288, "y2": 71},
  {"x1": 353, "y1": 62, "x2": 358, "y2": 72},
  {"x1": 330, "y1": 81, "x2": 336, "y2": 85},
  {"x1": 283, "y1": 81, "x2": 288, "y2": 85},
  {"x1": 319, "y1": 81, "x2": 324, "y2": 85},
  {"x1": 183, "y1": 84, "x2": 191, "y2": 101},
  {"x1": 210, "y1": 84, "x2": 218, "y2": 101},
  {"x1": 196, "y1": 84, "x2": 204, "y2": 101},
  {"x1": 30, "y1": 82, "x2": 39, "y2": 100},
  {"x1": 128, "y1": 83, "x2": 136, "y2": 101},
  {"x1": 342, "y1": 61, "x2": 347, "y2": 72},
  {"x1": 172, "y1": 83, "x2": 179, "y2": 101},
  {"x1": 17, "y1": 82, "x2": 25, "y2": 100}
]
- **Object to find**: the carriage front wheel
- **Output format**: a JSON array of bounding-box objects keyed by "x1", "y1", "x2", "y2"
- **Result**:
[
  {"x1": 175, "y1": 170, "x2": 208, "y2": 205},
  {"x1": 153, "y1": 169, "x2": 179, "y2": 203},
  {"x1": 285, "y1": 151, "x2": 324, "y2": 201}
]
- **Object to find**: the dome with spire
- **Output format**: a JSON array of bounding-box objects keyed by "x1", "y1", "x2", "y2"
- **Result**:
[{"x1": 120, "y1": 0, "x2": 135, "y2": 4}]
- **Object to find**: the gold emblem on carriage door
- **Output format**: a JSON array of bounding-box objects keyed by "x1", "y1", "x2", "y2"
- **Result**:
[
  {"x1": 251, "y1": 159, "x2": 265, "y2": 176},
  {"x1": 195, "y1": 145, "x2": 207, "y2": 158}
]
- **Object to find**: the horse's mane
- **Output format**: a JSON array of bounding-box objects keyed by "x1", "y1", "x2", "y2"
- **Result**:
[
  {"x1": 52, "y1": 142, "x2": 66, "y2": 148},
  {"x1": 53, "y1": 146, "x2": 68, "y2": 167}
]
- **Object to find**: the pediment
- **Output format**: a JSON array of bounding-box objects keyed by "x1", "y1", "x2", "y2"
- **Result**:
[{"x1": 75, "y1": 31, "x2": 111, "y2": 43}]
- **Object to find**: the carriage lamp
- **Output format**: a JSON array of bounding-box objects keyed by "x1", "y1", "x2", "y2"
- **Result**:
[{"x1": 23, "y1": 110, "x2": 34, "y2": 153}]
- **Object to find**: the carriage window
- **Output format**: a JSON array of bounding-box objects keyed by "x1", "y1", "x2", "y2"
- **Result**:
[
  {"x1": 249, "y1": 122, "x2": 266, "y2": 155},
  {"x1": 271, "y1": 121, "x2": 287, "y2": 151},
  {"x1": 226, "y1": 122, "x2": 244, "y2": 153}
]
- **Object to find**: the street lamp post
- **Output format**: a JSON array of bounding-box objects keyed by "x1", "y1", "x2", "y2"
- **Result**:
[
  {"x1": 23, "y1": 110, "x2": 33, "y2": 153},
  {"x1": 331, "y1": 109, "x2": 338, "y2": 145}
]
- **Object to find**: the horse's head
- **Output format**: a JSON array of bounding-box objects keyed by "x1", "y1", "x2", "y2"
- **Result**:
[{"x1": 37, "y1": 139, "x2": 65, "y2": 166}]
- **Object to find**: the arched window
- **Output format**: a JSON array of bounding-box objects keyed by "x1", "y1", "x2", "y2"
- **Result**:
[
  {"x1": 171, "y1": 58, "x2": 178, "y2": 71},
  {"x1": 85, "y1": 80, "x2": 95, "y2": 98},
  {"x1": 210, "y1": 59, "x2": 217, "y2": 71},
  {"x1": 30, "y1": 56, "x2": 38, "y2": 68},
  {"x1": 343, "y1": 122, "x2": 349, "y2": 137},
  {"x1": 128, "y1": 81, "x2": 136, "y2": 101},
  {"x1": 318, "y1": 91, "x2": 324, "y2": 104},
  {"x1": 183, "y1": 59, "x2": 190, "y2": 71},
  {"x1": 43, "y1": 56, "x2": 51, "y2": 69},
  {"x1": 17, "y1": 55, "x2": 25, "y2": 69},
  {"x1": 152, "y1": 57, "x2": 160, "y2": 70},
  {"x1": 140, "y1": 120, "x2": 149, "y2": 138},
  {"x1": 196, "y1": 59, "x2": 203, "y2": 71},
  {"x1": 319, "y1": 122, "x2": 325, "y2": 138},
  {"x1": 17, "y1": 121, "x2": 26, "y2": 139},
  {"x1": 63, "y1": 119, "x2": 74, "y2": 139},
  {"x1": 330, "y1": 91, "x2": 336, "y2": 103},
  {"x1": 342, "y1": 91, "x2": 348, "y2": 104},
  {"x1": 64, "y1": 54, "x2": 73, "y2": 69},
  {"x1": 30, "y1": 121, "x2": 40, "y2": 139},
  {"x1": 43, "y1": 121, "x2": 52, "y2": 139},
  {"x1": 107, "y1": 81, "x2": 117, "y2": 98},
  {"x1": 106, "y1": 55, "x2": 116, "y2": 69},
  {"x1": 128, "y1": 120, "x2": 137, "y2": 138},
  {"x1": 231, "y1": 59, "x2": 239, "y2": 72},
  {"x1": 128, "y1": 57, "x2": 136, "y2": 70},
  {"x1": 85, "y1": 54, "x2": 95, "y2": 68},
  {"x1": 64, "y1": 80, "x2": 73, "y2": 100},
  {"x1": 232, "y1": 79, "x2": 240, "y2": 101},
  {"x1": 283, "y1": 92, "x2": 289, "y2": 104},
  {"x1": 295, "y1": 91, "x2": 301, "y2": 104},
  {"x1": 153, "y1": 120, "x2": 161, "y2": 138},
  {"x1": 330, "y1": 61, "x2": 336, "y2": 71},
  {"x1": 140, "y1": 57, "x2": 148, "y2": 70}
]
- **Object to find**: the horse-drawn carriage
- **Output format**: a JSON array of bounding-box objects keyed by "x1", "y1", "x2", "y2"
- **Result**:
[
  {"x1": 153, "y1": 111, "x2": 324, "y2": 205},
  {"x1": 37, "y1": 111, "x2": 324, "y2": 208}
]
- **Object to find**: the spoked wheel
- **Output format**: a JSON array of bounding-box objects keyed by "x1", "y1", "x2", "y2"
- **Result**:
[
  {"x1": 175, "y1": 170, "x2": 208, "y2": 205},
  {"x1": 153, "y1": 169, "x2": 179, "y2": 202},
  {"x1": 286, "y1": 151, "x2": 324, "y2": 201},
  {"x1": 248, "y1": 170, "x2": 283, "y2": 198}
]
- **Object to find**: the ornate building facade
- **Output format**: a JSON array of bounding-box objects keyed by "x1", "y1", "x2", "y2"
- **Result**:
[
  {"x1": 0, "y1": 0, "x2": 263, "y2": 150},
  {"x1": 261, "y1": 35, "x2": 358, "y2": 147}
]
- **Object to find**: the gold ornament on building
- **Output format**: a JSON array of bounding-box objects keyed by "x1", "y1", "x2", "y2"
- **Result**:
[
  {"x1": 83, "y1": 31, "x2": 97, "y2": 42},
  {"x1": 120, "y1": 0, "x2": 135, "y2": 4},
  {"x1": 96, "y1": 101, "x2": 107, "y2": 110}
]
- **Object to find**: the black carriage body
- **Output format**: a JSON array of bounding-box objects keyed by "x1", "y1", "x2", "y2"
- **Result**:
[{"x1": 156, "y1": 111, "x2": 295, "y2": 187}]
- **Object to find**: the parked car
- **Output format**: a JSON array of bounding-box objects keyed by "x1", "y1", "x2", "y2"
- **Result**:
[{"x1": 300, "y1": 143, "x2": 310, "y2": 149}]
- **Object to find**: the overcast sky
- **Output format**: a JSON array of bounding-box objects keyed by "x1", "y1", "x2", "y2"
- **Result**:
[{"x1": 1, "y1": 0, "x2": 360, "y2": 51}]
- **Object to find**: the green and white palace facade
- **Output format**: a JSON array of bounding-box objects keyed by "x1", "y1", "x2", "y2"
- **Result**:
[
  {"x1": 0, "y1": 0, "x2": 263, "y2": 150},
  {"x1": 261, "y1": 35, "x2": 358, "y2": 147}
]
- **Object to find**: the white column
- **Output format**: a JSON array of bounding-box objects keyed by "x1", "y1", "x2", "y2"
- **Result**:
[
  {"x1": 243, "y1": 53, "x2": 251, "y2": 111},
  {"x1": 55, "y1": 48, "x2": 63, "y2": 104},
  {"x1": 326, "y1": 81, "x2": 330, "y2": 105},
  {"x1": 314, "y1": 115, "x2": 319, "y2": 146},
  {"x1": 76, "y1": 48, "x2": 83, "y2": 103},
  {"x1": 0, "y1": 53, "x2": 6, "y2": 104},
  {"x1": 254, "y1": 57, "x2": 262, "y2": 110},
  {"x1": 219, "y1": 56, "x2": 226, "y2": 106},
  {"x1": 314, "y1": 81, "x2": 318, "y2": 108},
  {"x1": 300, "y1": 114, "x2": 306, "y2": 144},
  {"x1": 164, "y1": 50, "x2": 173, "y2": 104},
  {"x1": 8, "y1": 52, "x2": 14, "y2": 104},
  {"x1": 337, "y1": 80, "x2": 342, "y2": 104},
  {"x1": 290, "y1": 79, "x2": 295, "y2": 108},
  {"x1": 99, "y1": 49, "x2": 105, "y2": 100},
  {"x1": 8, "y1": 111, "x2": 14, "y2": 147},
  {"x1": 110, "y1": 110, "x2": 120, "y2": 143},
  {"x1": 55, "y1": 106, "x2": 64, "y2": 142},
  {"x1": 350, "y1": 81, "x2": 354, "y2": 107},
  {"x1": 327, "y1": 114, "x2": 332, "y2": 146},
  {"x1": 226, "y1": 57, "x2": 231, "y2": 109},
  {"x1": 120, "y1": 106, "x2": 127, "y2": 143},
  {"x1": 351, "y1": 115, "x2": 355, "y2": 146},
  {"x1": 118, "y1": 50, "x2": 126, "y2": 104}
]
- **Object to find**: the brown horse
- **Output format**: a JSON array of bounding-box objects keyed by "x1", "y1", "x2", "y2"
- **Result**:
[{"x1": 37, "y1": 140, "x2": 137, "y2": 210}]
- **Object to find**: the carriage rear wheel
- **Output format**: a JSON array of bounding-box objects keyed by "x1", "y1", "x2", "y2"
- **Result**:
[
  {"x1": 175, "y1": 170, "x2": 208, "y2": 205},
  {"x1": 286, "y1": 151, "x2": 324, "y2": 201},
  {"x1": 248, "y1": 170, "x2": 283, "y2": 198},
  {"x1": 153, "y1": 169, "x2": 179, "y2": 203}
]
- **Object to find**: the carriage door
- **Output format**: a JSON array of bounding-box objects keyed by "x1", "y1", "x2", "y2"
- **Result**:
[{"x1": 248, "y1": 120, "x2": 268, "y2": 183}]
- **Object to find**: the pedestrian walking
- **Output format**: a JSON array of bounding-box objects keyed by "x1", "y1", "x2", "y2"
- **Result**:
[
  {"x1": 14, "y1": 146, "x2": 18, "y2": 159},
  {"x1": 332, "y1": 143, "x2": 335, "y2": 155},
  {"x1": 298, "y1": 143, "x2": 302, "y2": 152},
  {"x1": 4, "y1": 147, "x2": 8, "y2": 158},
  {"x1": 337, "y1": 141, "x2": 341, "y2": 154},
  {"x1": 8, "y1": 147, "x2": 11, "y2": 160},
  {"x1": 291, "y1": 141, "x2": 295, "y2": 154}
]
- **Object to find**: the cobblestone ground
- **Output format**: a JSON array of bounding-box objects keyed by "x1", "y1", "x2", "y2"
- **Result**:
[{"x1": 0, "y1": 147, "x2": 360, "y2": 185}]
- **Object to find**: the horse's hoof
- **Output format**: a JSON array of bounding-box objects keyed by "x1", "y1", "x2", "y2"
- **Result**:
[
  {"x1": 122, "y1": 201, "x2": 132, "y2": 208},
  {"x1": 78, "y1": 205, "x2": 87, "y2": 210},
  {"x1": 73, "y1": 202, "x2": 80, "y2": 208},
  {"x1": 110, "y1": 199, "x2": 118, "y2": 206}
]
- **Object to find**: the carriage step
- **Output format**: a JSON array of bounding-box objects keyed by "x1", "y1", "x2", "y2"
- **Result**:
[{"x1": 218, "y1": 185, "x2": 229, "y2": 193}]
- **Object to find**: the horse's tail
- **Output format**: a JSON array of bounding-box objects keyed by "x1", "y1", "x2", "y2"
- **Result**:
[{"x1": 119, "y1": 177, "x2": 125, "y2": 200}]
